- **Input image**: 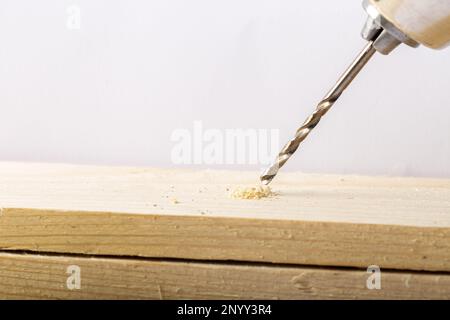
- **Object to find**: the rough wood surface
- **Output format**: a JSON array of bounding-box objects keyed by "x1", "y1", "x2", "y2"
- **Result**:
[
  {"x1": 1, "y1": 162, "x2": 450, "y2": 272},
  {"x1": 1, "y1": 252, "x2": 450, "y2": 300}
]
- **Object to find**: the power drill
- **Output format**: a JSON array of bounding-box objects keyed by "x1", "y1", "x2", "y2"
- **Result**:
[{"x1": 261, "y1": 0, "x2": 450, "y2": 185}]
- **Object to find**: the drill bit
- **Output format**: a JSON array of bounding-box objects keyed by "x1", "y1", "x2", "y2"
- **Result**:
[{"x1": 261, "y1": 40, "x2": 377, "y2": 185}]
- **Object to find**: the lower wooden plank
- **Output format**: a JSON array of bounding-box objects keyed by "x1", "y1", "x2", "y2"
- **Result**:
[{"x1": 0, "y1": 252, "x2": 449, "y2": 299}]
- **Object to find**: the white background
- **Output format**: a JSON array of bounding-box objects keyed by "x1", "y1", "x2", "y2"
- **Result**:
[{"x1": 1, "y1": 0, "x2": 449, "y2": 177}]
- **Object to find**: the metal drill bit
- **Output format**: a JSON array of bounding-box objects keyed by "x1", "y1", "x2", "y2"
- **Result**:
[{"x1": 261, "y1": 41, "x2": 377, "y2": 185}]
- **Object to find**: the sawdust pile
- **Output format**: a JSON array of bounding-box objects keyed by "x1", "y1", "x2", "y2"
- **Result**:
[{"x1": 231, "y1": 185, "x2": 274, "y2": 200}]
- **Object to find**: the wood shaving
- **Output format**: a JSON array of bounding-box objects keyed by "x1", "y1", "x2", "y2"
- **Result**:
[{"x1": 231, "y1": 185, "x2": 274, "y2": 200}]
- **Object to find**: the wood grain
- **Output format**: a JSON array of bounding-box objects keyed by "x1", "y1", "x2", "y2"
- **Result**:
[
  {"x1": 0, "y1": 162, "x2": 450, "y2": 272},
  {"x1": 1, "y1": 252, "x2": 450, "y2": 300}
]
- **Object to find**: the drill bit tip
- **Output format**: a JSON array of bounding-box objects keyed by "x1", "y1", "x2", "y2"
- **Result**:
[{"x1": 260, "y1": 175, "x2": 274, "y2": 186}]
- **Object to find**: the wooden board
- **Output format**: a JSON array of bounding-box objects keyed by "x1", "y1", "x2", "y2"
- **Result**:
[
  {"x1": 1, "y1": 162, "x2": 450, "y2": 272},
  {"x1": 1, "y1": 251, "x2": 450, "y2": 300}
]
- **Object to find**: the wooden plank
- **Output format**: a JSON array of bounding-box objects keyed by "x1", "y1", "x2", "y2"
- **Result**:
[
  {"x1": 0, "y1": 162, "x2": 450, "y2": 272},
  {"x1": 1, "y1": 252, "x2": 450, "y2": 300}
]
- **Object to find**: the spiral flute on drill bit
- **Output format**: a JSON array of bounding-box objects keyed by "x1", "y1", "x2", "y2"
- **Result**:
[
  {"x1": 260, "y1": 100, "x2": 333, "y2": 185},
  {"x1": 260, "y1": 41, "x2": 377, "y2": 185}
]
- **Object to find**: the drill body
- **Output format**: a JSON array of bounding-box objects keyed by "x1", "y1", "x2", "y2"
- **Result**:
[{"x1": 363, "y1": 0, "x2": 450, "y2": 54}]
